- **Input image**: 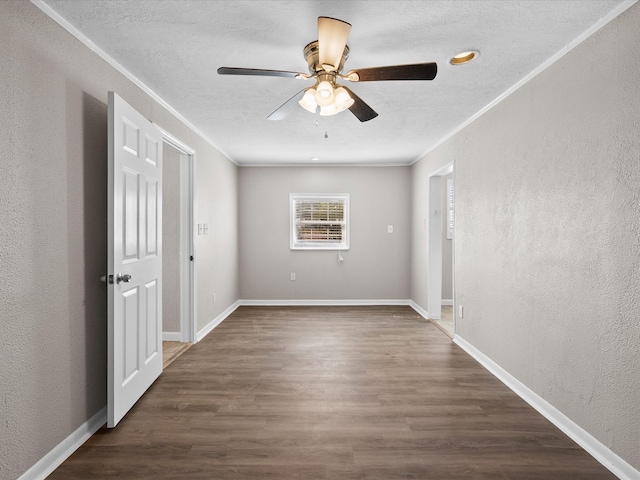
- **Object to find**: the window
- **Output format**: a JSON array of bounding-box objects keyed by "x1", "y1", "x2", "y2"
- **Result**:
[{"x1": 290, "y1": 194, "x2": 349, "y2": 250}]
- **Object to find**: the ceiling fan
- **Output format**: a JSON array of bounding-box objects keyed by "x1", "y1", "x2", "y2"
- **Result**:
[{"x1": 217, "y1": 16, "x2": 438, "y2": 122}]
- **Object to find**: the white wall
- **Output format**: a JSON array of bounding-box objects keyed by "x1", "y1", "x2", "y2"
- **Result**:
[
  {"x1": 412, "y1": 2, "x2": 640, "y2": 471},
  {"x1": 0, "y1": 2, "x2": 238, "y2": 478},
  {"x1": 239, "y1": 167, "x2": 411, "y2": 301},
  {"x1": 440, "y1": 171, "x2": 453, "y2": 301}
]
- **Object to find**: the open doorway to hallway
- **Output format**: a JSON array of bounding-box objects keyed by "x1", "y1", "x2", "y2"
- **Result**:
[
  {"x1": 427, "y1": 162, "x2": 454, "y2": 337},
  {"x1": 161, "y1": 132, "x2": 196, "y2": 367}
]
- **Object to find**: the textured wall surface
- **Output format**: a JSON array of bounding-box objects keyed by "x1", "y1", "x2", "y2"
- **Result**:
[
  {"x1": 162, "y1": 144, "x2": 181, "y2": 333},
  {"x1": 0, "y1": 2, "x2": 238, "y2": 478},
  {"x1": 239, "y1": 167, "x2": 411, "y2": 301},
  {"x1": 413, "y1": 2, "x2": 640, "y2": 471},
  {"x1": 195, "y1": 146, "x2": 239, "y2": 331}
]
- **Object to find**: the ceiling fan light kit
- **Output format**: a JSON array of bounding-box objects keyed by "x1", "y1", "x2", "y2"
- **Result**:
[
  {"x1": 298, "y1": 79, "x2": 355, "y2": 116},
  {"x1": 217, "y1": 16, "x2": 438, "y2": 122}
]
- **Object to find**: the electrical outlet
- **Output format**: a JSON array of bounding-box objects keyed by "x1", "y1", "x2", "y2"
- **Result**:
[
  {"x1": 387, "y1": 225, "x2": 393, "y2": 234},
  {"x1": 290, "y1": 272, "x2": 296, "y2": 281},
  {"x1": 458, "y1": 305, "x2": 464, "y2": 318}
]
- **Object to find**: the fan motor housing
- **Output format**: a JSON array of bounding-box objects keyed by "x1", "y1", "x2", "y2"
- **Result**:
[{"x1": 303, "y1": 40, "x2": 350, "y2": 74}]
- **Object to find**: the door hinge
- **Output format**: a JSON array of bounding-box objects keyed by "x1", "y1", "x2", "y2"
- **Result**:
[{"x1": 190, "y1": 255, "x2": 194, "y2": 261}]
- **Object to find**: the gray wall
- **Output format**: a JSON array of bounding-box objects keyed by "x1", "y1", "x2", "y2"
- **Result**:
[
  {"x1": 412, "y1": 2, "x2": 640, "y2": 471},
  {"x1": 162, "y1": 144, "x2": 181, "y2": 333},
  {"x1": 239, "y1": 167, "x2": 411, "y2": 301},
  {"x1": 0, "y1": 2, "x2": 239, "y2": 478},
  {"x1": 3, "y1": 0, "x2": 639, "y2": 476}
]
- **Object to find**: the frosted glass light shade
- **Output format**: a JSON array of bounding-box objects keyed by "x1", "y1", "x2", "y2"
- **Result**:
[
  {"x1": 319, "y1": 103, "x2": 338, "y2": 116},
  {"x1": 298, "y1": 88, "x2": 318, "y2": 113},
  {"x1": 334, "y1": 86, "x2": 354, "y2": 112},
  {"x1": 315, "y1": 81, "x2": 335, "y2": 106}
]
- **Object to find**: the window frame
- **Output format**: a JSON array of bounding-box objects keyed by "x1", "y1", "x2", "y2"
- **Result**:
[{"x1": 290, "y1": 193, "x2": 350, "y2": 251}]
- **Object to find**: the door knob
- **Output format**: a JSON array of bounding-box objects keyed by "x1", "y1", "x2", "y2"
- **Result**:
[
  {"x1": 116, "y1": 273, "x2": 132, "y2": 284},
  {"x1": 100, "y1": 274, "x2": 132, "y2": 284}
]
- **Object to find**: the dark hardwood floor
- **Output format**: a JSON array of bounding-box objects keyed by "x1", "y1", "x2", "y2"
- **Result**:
[{"x1": 48, "y1": 306, "x2": 615, "y2": 479}]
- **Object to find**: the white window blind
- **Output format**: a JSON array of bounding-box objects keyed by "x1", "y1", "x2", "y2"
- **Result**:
[{"x1": 290, "y1": 194, "x2": 349, "y2": 250}]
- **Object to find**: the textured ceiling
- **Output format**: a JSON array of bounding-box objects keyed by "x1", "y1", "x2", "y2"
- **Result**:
[{"x1": 38, "y1": 0, "x2": 629, "y2": 166}]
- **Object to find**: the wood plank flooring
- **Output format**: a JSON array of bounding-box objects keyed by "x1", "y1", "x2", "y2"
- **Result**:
[
  {"x1": 162, "y1": 341, "x2": 193, "y2": 369},
  {"x1": 48, "y1": 306, "x2": 615, "y2": 479}
]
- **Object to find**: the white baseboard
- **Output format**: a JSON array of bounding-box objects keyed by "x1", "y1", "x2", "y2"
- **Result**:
[
  {"x1": 453, "y1": 335, "x2": 640, "y2": 480},
  {"x1": 162, "y1": 331, "x2": 181, "y2": 341},
  {"x1": 196, "y1": 300, "x2": 241, "y2": 342},
  {"x1": 441, "y1": 299, "x2": 453, "y2": 306},
  {"x1": 239, "y1": 299, "x2": 411, "y2": 307},
  {"x1": 21, "y1": 300, "x2": 244, "y2": 479},
  {"x1": 18, "y1": 407, "x2": 106, "y2": 480},
  {"x1": 409, "y1": 301, "x2": 429, "y2": 320}
]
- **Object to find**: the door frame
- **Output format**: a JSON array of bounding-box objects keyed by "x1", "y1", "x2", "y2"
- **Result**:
[
  {"x1": 427, "y1": 161, "x2": 454, "y2": 325},
  {"x1": 157, "y1": 126, "x2": 197, "y2": 344}
]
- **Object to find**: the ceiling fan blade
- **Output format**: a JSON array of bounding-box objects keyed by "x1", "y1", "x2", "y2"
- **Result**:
[
  {"x1": 217, "y1": 67, "x2": 304, "y2": 78},
  {"x1": 341, "y1": 86, "x2": 378, "y2": 122},
  {"x1": 267, "y1": 89, "x2": 307, "y2": 121},
  {"x1": 346, "y1": 62, "x2": 437, "y2": 82},
  {"x1": 318, "y1": 17, "x2": 351, "y2": 72}
]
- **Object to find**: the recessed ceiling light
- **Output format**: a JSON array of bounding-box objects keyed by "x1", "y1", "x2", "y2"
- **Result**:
[
  {"x1": 450, "y1": 50, "x2": 479, "y2": 65},
  {"x1": 310, "y1": 157, "x2": 320, "y2": 161}
]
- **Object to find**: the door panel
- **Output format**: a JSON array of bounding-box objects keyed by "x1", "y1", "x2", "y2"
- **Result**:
[
  {"x1": 145, "y1": 279, "x2": 159, "y2": 361},
  {"x1": 123, "y1": 286, "x2": 140, "y2": 383},
  {"x1": 145, "y1": 178, "x2": 158, "y2": 256},
  {"x1": 123, "y1": 169, "x2": 140, "y2": 260},
  {"x1": 108, "y1": 91, "x2": 163, "y2": 428}
]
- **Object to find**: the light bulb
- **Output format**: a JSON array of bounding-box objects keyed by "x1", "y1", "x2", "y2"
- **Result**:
[
  {"x1": 315, "y1": 81, "x2": 335, "y2": 107},
  {"x1": 298, "y1": 88, "x2": 318, "y2": 113}
]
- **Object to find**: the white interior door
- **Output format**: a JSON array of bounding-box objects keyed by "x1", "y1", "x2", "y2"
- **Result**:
[{"x1": 107, "y1": 91, "x2": 163, "y2": 428}]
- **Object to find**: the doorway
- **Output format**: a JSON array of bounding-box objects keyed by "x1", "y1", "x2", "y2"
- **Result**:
[
  {"x1": 159, "y1": 129, "x2": 196, "y2": 366},
  {"x1": 427, "y1": 162, "x2": 454, "y2": 337}
]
